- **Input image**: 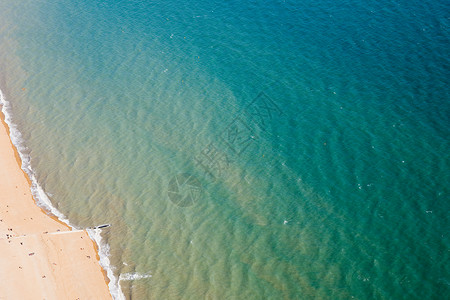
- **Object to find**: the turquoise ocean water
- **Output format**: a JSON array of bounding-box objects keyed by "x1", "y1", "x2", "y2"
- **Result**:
[{"x1": 0, "y1": 0, "x2": 449, "y2": 299}]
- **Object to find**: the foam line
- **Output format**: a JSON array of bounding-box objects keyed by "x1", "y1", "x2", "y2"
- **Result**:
[{"x1": 87, "y1": 228, "x2": 125, "y2": 300}]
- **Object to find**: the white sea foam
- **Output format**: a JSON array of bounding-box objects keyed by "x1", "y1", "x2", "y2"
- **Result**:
[
  {"x1": 87, "y1": 228, "x2": 125, "y2": 300},
  {"x1": 1, "y1": 89, "x2": 124, "y2": 300},
  {"x1": 119, "y1": 272, "x2": 152, "y2": 281}
]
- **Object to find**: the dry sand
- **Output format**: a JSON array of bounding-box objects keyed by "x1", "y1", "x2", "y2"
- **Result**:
[{"x1": 0, "y1": 109, "x2": 112, "y2": 299}]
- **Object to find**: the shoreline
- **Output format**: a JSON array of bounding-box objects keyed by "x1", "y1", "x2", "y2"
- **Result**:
[
  {"x1": 0, "y1": 98, "x2": 113, "y2": 299},
  {"x1": 0, "y1": 109, "x2": 72, "y2": 231}
]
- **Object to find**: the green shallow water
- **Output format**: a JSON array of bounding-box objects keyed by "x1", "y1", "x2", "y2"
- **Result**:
[{"x1": 0, "y1": 0, "x2": 449, "y2": 299}]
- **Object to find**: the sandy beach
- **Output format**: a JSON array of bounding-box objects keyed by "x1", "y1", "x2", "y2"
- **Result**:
[{"x1": 0, "y1": 108, "x2": 112, "y2": 299}]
